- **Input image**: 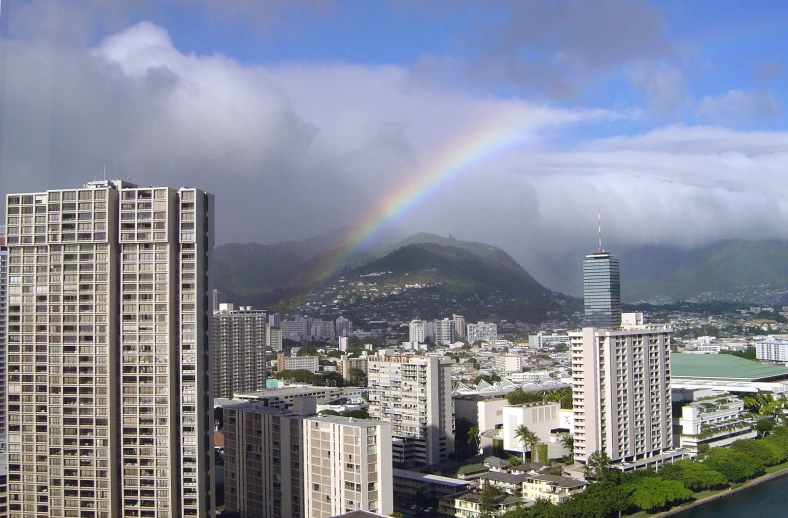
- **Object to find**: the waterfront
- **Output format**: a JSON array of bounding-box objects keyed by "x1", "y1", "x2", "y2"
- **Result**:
[{"x1": 672, "y1": 472, "x2": 788, "y2": 517}]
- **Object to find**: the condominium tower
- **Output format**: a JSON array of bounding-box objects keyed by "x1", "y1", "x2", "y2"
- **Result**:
[
  {"x1": 4, "y1": 181, "x2": 215, "y2": 518},
  {"x1": 223, "y1": 402, "x2": 392, "y2": 518},
  {"x1": 570, "y1": 313, "x2": 673, "y2": 464},
  {"x1": 367, "y1": 355, "x2": 454, "y2": 467},
  {"x1": 583, "y1": 252, "x2": 621, "y2": 328},
  {"x1": 213, "y1": 303, "x2": 268, "y2": 398},
  {"x1": 0, "y1": 230, "x2": 7, "y2": 516},
  {"x1": 466, "y1": 322, "x2": 497, "y2": 344},
  {"x1": 223, "y1": 401, "x2": 306, "y2": 518},
  {"x1": 303, "y1": 415, "x2": 392, "y2": 517}
]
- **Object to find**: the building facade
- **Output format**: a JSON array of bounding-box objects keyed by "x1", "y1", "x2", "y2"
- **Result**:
[
  {"x1": 492, "y1": 354, "x2": 524, "y2": 374},
  {"x1": 466, "y1": 322, "x2": 498, "y2": 344},
  {"x1": 433, "y1": 318, "x2": 455, "y2": 346},
  {"x1": 213, "y1": 304, "x2": 268, "y2": 398},
  {"x1": 277, "y1": 353, "x2": 320, "y2": 373},
  {"x1": 755, "y1": 337, "x2": 788, "y2": 362},
  {"x1": 367, "y1": 355, "x2": 454, "y2": 467},
  {"x1": 528, "y1": 332, "x2": 571, "y2": 349},
  {"x1": 452, "y1": 314, "x2": 466, "y2": 339},
  {"x1": 408, "y1": 320, "x2": 426, "y2": 344},
  {"x1": 570, "y1": 314, "x2": 673, "y2": 464},
  {"x1": 4, "y1": 182, "x2": 215, "y2": 517},
  {"x1": 583, "y1": 252, "x2": 621, "y2": 328},
  {"x1": 303, "y1": 416, "x2": 393, "y2": 517},
  {"x1": 223, "y1": 402, "x2": 306, "y2": 518},
  {"x1": 0, "y1": 231, "x2": 7, "y2": 516}
]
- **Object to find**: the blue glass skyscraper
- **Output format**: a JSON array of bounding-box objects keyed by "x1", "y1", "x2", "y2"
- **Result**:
[{"x1": 583, "y1": 252, "x2": 621, "y2": 328}]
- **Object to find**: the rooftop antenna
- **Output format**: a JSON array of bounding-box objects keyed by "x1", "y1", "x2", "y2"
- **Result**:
[
  {"x1": 597, "y1": 207, "x2": 603, "y2": 253},
  {"x1": 114, "y1": 164, "x2": 118, "y2": 180}
]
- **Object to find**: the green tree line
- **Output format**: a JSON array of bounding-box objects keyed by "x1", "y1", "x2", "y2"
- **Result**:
[{"x1": 502, "y1": 426, "x2": 788, "y2": 518}]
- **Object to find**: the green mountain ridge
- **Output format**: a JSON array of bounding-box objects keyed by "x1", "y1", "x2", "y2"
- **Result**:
[
  {"x1": 621, "y1": 239, "x2": 788, "y2": 302},
  {"x1": 213, "y1": 230, "x2": 560, "y2": 312},
  {"x1": 348, "y1": 242, "x2": 548, "y2": 295}
]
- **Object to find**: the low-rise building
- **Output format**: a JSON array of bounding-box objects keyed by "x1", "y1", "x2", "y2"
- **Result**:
[
  {"x1": 440, "y1": 492, "x2": 526, "y2": 518},
  {"x1": 277, "y1": 352, "x2": 321, "y2": 373},
  {"x1": 477, "y1": 471, "x2": 527, "y2": 494},
  {"x1": 528, "y1": 332, "x2": 571, "y2": 349},
  {"x1": 756, "y1": 337, "x2": 788, "y2": 362},
  {"x1": 503, "y1": 402, "x2": 562, "y2": 457},
  {"x1": 521, "y1": 474, "x2": 586, "y2": 504},
  {"x1": 234, "y1": 386, "x2": 342, "y2": 409},
  {"x1": 677, "y1": 395, "x2": 756, "y2": 452},
  {"x1": 492, "y1": 354, "x2": 524, "y2": 374},
  {"x1": 392, "y1": 469, "x2": 470, "y2": 503}
]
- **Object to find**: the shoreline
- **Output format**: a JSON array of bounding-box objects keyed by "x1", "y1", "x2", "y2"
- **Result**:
[{"x1": 654, "y1": 466, "x2": 788, "y2": 517}]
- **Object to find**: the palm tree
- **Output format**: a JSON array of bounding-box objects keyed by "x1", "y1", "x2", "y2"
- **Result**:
[
  {"x1": 513, "y1": 425, "x2": 538, "y2": 462},
  {"x1": 468, "y1": 425, "x2": 480, "y2": 454},
  {"x1": 559, "y1": 433, "x2": 574, "y2": 463}
]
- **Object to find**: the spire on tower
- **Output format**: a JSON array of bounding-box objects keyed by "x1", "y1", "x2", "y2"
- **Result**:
[{"x1": 598, "y1": 207, "x2": 603, "y2": 253}]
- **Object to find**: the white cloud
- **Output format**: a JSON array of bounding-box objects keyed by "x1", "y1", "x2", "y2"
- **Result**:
[
  {"x1": 626, "y1": 61, "x2": 687, "y2": 116},
  {"x1": 698, "y1": 90, "x2": 781, "y2": 122},
  {"x1": 3, "y1": 20, "x2": 788, "y2": 294}
]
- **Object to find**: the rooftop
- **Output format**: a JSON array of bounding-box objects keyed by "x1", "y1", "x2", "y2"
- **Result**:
[
  {"x1": 392, "y1": 468, "x2": 470, "y2": 487},
  {"x1": 672, "y1": 353, "x2": 788, "y2": 381},
  {"x1": 523, "y1": 474, "x2": 587, "y2": 488}
]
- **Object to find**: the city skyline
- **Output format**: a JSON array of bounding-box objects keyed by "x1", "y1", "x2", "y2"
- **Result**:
[{"x1": 2, "y1": 1, "x2": 788, "y2": 294}]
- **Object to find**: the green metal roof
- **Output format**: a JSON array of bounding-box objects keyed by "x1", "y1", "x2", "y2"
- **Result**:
[{"x1": 672, "y1": 353, "x2": 788, "y2": 381}]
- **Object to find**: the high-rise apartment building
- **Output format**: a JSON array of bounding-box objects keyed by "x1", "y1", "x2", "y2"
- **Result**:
[
  {"x1": 267, "y1": 325, "x2": 283, "y2": 352},
  {"x1": 466, "y1": 322, "x2": 497, "y2": 344},
  {"x1": 223, "y1": 402, "x2": 392, "y2": 518},
  {"x1": 303, "y1": 415, "x2": 392, "y2": 517},
  {"x1": 213, "y1": 303, "x2": 268, "y2": 399},
  {"x1": 223, "y1": 401, "x2": 306, "y2": 518},
  {"x1": 335, "y1": 316, "x2": 352, "y2": 337},
  {"x1": 452, "y1": 314, "x2": 466, "y2": 339},
  {"x1": 367, "y1": 355, "x2": 454, "y2": 467},
  {"x1": 4, "y1": 181, "x2": 215, "y2": 518},
  {"x1": 570, "y1": 313, "x2": 672, "y2": 464},
  {"x1": 408, "y1": 320, "x2": 426, "y2": 343},
  {"x1": 0, "y1": 230, "x2": 8, "y2": 516},
  {"x1": 281, "y1": 317, "x2": 310, "y2": 341},
  {"x1": 583, "y1": 252, "x2": 621, "y2": 328},
  {"x1": 433, "y1": 318, "x2": 455, "y2": 345}
]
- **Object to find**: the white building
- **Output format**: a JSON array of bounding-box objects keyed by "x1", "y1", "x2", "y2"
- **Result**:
[
  {"x1": 756, "y1": 337, "x2": 788, "y2": 362},
  {"x1": 233, "y1": 386, "x2": 342, "y2": 409},
  {"x1": 467, "y1": 322, "x2": 498, "y2": 344},
  {"x1": 528, "y1": 332, "x2": 571, "y2": 349},
  {"x1": 213, "y1": 303, "x2": 268, "y2": 398},
  {"x1": 492, "y1": 354, "x2": 524, "y2": 374},
  {"x1": 4, "y1": 182, "x2": 215, "y2": 517},
  {"x1": 677, "y1": 395, "x2": 756, "y2": 452},
  {"x1": 409, "y1": 320, "x2": 427, "y2": 343},
  {"x1": 433, "y1": 318, "x2": 456, "y2": 345},
  {"x1": 303, "y1": 415, "x2": 393, "y2": 517},
  {"x1": 503, "y1": 402, "x2": 562, "y2": 457},
  {"x1": 570, "y1": 313, "x2": 673, "y2": 465},
  {"x1": 368, "y1": 355, "x2": 455, "y2": 467}
]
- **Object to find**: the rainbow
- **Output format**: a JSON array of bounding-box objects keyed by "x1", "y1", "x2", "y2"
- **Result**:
[{"x1": 309, "y1": 114, "x2": 533, "y2": 283}]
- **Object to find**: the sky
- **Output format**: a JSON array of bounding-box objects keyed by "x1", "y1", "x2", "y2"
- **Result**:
[{"x1": 1, "y1": 0, "x2": 788, "y2": 294}]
